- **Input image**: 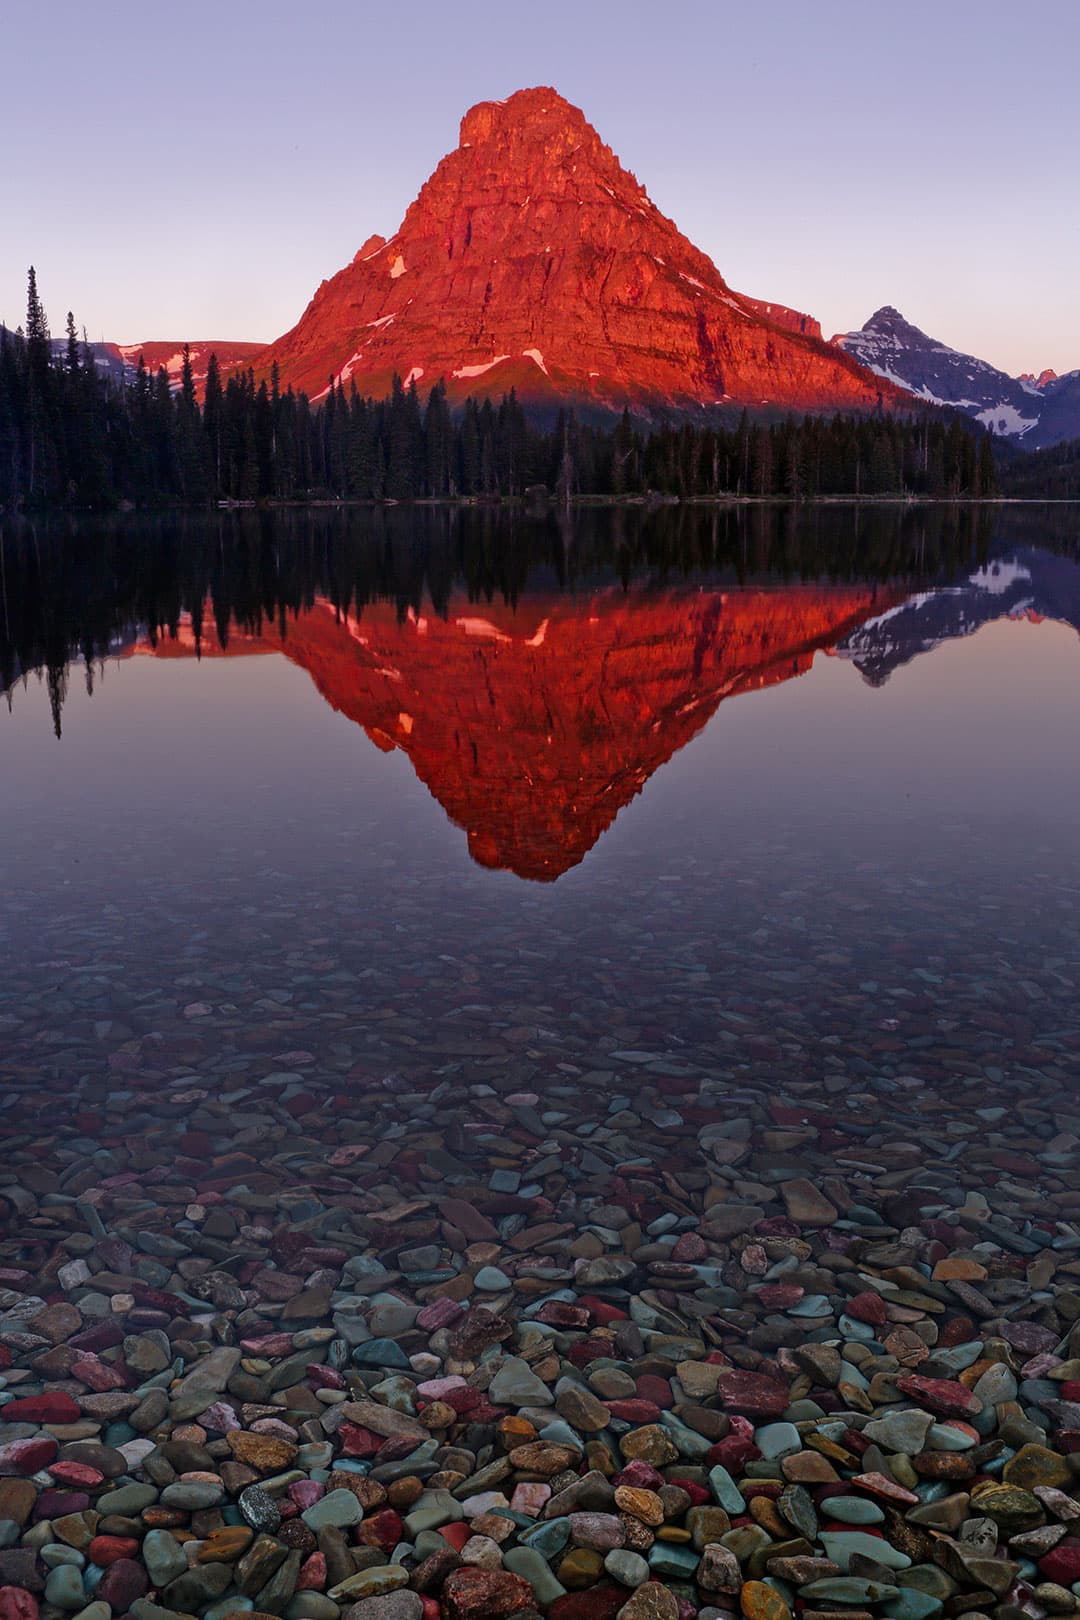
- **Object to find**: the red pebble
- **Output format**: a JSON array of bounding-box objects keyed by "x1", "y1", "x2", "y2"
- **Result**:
[
  {"x1": 296, "y1": 1553, "x2": 327, "y2": 1592},
  {"x1": 0, "y1": 1589, "x2": 37, "y2": 1620},
  {"x1": 337, "y1": 1423, "x2": 380, "y2": 1458},
  {"x1": 714, "y1": 1369, "x2": 790, "y2": 1419},
  {"x1": 670, "y1": 1478, "x2": 710, "y2": 1505},
  {"x1": 634, "y1": 1375, "x2": 673, "y2": 1409},
  {"x1": 357, "y1": 1510, "x2": 404, "y2": 1553},
  {"x1": 89, "y1": 1536, "x2": 140, "y2": 1567},
  {"x1": 671, "y1": 1233, "x2": 707, "y2": 1263},
  {"x1": 534, "y1": 1302, "x2": 591, "y2": 1328},
  {"x1": 577, "y1": 1296, "x2": 629, "y2": 1326},
  {"x1": 614, "y1": 1459, "x2": 664, "y2": 1489},
  {"x1": 438, "y1": 1386, "x2": 485, "y2": 1415},
  {"x1": 852, "y1": 1471, "x2": 920, "y2": 1505},
  {"x1": 757, "y1": 1284, "x2": 805, "y2": 1310},
  {"x1": 1040, "y1": 1546, "x2": 1080, "y2": 1586},
  {"x1": 305, "y1": 1365, "x2": 345, "y2": 1392},
  {"x1": 938, "y1": 1315, "x2": 977, "y2": 1348},
  {"x1": 2, "y1": 1394, "x2": 80, "y2": 1425},
  {"x1": 71, "y1": 1357, "x2": 128, "y2": 1393},
  {"x1": 48, "y1": 1462, "x2": 103, "y2": 1488},
  {"x1": 0, "y1": 1438, "x2": 57, "y2": 1475},
  {"x1": 895, "y1": 1374, "x2": 981, "y2": 1418},
  {"x1": 441, "y1": 1567, "x2": 540, "y2": 1618},
  {"x1": 706, "y1": 1433, "x2": 760, "y2": 1472},
  {"x1": 96, "y1": 1559, "x2": 149, "y2": 1610},
  {"x1": 420, "y1": 1601, "x2": 440, "y2": 1620},
  {"x1": 438, "y1": 1521, "x2": 473, "y2": 1553},
  {"x1": 569, "y1": 1339, "x2": 611, "y2": 1368},
  {"x1": 604, "y1": 1399, "x2": 661, "y2": 1423},
  {"x1": 32, "y1": 1490, "x2": 88, "y2": 1521},
  {"x1": 846, "y1": 1291, "x2": 888, "y2": 1327},
  {"x1": 549, "y1": 1582, "x2": 632, "y2": 1619},
  {"x1": 241, "y1": 1333, "x2": 293, "y2": 1356},
  {"x1": 283, "y1": 1092, "x2": 317, "y2": 1116},
  {"x1": 416, "y1": 1298, "x2": 464, "y2": 1333}
]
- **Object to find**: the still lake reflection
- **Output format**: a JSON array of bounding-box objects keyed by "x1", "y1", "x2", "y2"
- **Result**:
[{"x1": 0, "y1": 504, "x2": 1079, "y2": 1617}]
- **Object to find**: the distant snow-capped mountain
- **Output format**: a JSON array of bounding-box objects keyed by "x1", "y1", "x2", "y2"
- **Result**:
[
  {"x1": 834, "y1": 546, "x2": 1080, "y2": 686},
  {"x1": 833, "y1": 306, "x2": 1079, "y2": 449}
]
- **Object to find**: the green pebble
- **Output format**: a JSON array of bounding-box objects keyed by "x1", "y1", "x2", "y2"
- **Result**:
[
  {"x1": 647, "y1": 1543, "x2": 700, "y2": 1577},
  {"x1": 504, "y1": 1546, "x2": 567, "y2": 1606},
  {"x1": 301, "y1": 1488, "x2": 364, "y2": 1530},
  {"x1": 882, "y1": 1591, "x2": 943, "y2": 1620},
  {"x1": 45, "y1": 1566, "x2": 87, "y2": 1611},
  {"x1": 823, "y1": 1496, "x2": 885, "y2": 1525}
]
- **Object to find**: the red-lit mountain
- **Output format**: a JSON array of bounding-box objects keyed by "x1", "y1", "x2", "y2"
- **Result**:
[
  {"x1": 115, "y1": 341, "x2": 265, "y2": 392},
  {"x1": 135, "y1": 579, "x2": 904, "y2": 880},
  {"x1": 251, "y1": 88, "x2": 903, "y2": 416}
]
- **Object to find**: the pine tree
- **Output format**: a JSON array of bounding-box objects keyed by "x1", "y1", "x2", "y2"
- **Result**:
[
  {"x1": 977, "y1": 431, "x2": 997, "y2": 497},
  {"x1": 64, "y1": 312, "x2": 79, "y2": 376},
  {"x1": 203, "y1": 353, "x2": 223, "y2": 495},
  {"x1": 25, "y1": 267, "x2": 50, "y2": 376}
]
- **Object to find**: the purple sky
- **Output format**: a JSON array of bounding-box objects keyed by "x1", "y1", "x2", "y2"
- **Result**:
[{"x1": 3, "y1": 0, "x2": 1077, "y2": 376}]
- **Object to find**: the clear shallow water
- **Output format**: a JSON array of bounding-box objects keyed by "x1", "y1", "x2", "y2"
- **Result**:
[
  {"x1": 2, "y1": 506, "x2": 1080, "y2": 1620},
  {"x1": 3, "y1": 505, "x2": 1080, "y2": 1036}
]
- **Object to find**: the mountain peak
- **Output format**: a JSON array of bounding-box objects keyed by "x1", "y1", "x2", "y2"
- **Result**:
[
  {"x1": 863, "y1": 305, "x2": 924, "y2": 339},
  {"x1": 252, "y1": 90, "x2": 906, "y2": 414},
  {"x1": 835, "y1": 305, "x2": 1056, "y2": 442},
  {"x1": 458, "y1": 86, "x2": 582, "y2": 147}
]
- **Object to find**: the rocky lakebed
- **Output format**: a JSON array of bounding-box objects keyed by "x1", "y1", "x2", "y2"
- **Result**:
[{"x1": 1, "y1": 910, "x2": 1079, "y2": 1620}]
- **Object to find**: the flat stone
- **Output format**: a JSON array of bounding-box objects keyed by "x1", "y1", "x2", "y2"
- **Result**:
[
  {"x1": 780, "y1": 1180, "x2": 838, "y2": 1225},
  {"x1": 487, "y1": 1357, "x2": 555, "y2": 1408}
]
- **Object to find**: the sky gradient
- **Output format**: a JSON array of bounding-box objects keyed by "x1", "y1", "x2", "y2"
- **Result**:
[{"x1": 3, "y1": 0, "x2": 1077, "y2": 377}]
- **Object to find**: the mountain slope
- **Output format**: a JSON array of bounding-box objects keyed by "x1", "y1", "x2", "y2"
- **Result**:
[
  {"x1": 834, "y1": 306, "x2": 1080, "y2": 448},
  {"x1": 252, "y1": 87, "x2": 905, "y2": 416}
]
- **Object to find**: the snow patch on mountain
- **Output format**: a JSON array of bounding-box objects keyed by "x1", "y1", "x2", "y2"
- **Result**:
[
  {"x1": 453, "y1": 356, "x2": 510, "y2": 379},
  {"x1": 974, "y1": 403, "x2": 1038, "y2": 438}
]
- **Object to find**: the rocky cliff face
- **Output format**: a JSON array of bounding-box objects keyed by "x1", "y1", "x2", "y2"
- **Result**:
[
  {"x1": 252, "y1": 87, "x2": 902, "y2": 416},
  {"x1": 138, "y1": 578, "x2": 904, "y2": 879}
]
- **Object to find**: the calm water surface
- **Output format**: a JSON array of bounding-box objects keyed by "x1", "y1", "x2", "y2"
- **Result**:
[{"x1": 3, "y1": 505, "x2": 1080, "y2": 1056}]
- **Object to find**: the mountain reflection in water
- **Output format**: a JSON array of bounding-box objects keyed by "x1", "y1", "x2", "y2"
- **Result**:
[{"x1": 2, "y1": 502, "x2": 1079, "y2": 881}]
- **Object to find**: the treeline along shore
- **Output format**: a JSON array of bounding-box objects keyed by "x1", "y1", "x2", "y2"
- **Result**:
[{"x1": 5, "y1": 271, "x2": 1075, "y2": 512}]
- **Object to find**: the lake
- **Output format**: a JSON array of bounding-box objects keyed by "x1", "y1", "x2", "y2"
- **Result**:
[{"x1": 1, "y1": 503, "x2": 1079, "y2": 1619}]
